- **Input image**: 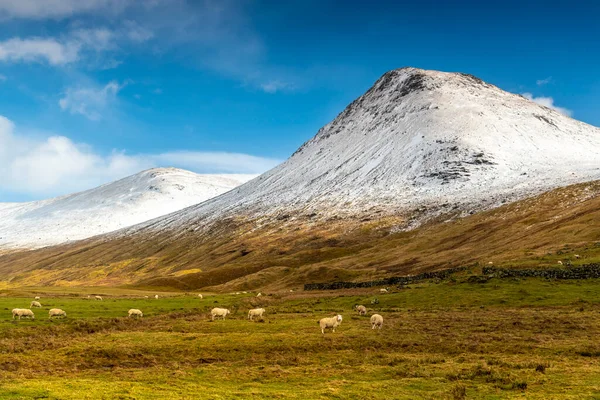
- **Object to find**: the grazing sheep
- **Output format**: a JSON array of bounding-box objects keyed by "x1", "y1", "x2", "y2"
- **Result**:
[
  {"x1": 355, "y1": 305, "x2": 367, "y2": 315},
  {"x1": 128, "y1": 309, "x2": 143, "y2": 318},
  {"x1": 248, "y1": 308, "x2": 265, "y2": 321},
  {"x1": 575, "y1": 254, "x2": 581, "y2": 259},
  {"x1": 198, "y1": 294, "x2": 203, "y2": 299},
  {"x1": 370, "y1": 314, "x2": 383, "y2": 329},
  {"x1": 49, "y1": 309, "x2": 66, "y2": 319},
  {"x1": 379, "y1": 288, "x2": 389, "y2": 293},
  {"x1": 34, "y1": 296, "x2": 40, "y2": 300},
  {"x1": 144, "y1": 295, "x2": 149, "y2": 299},
  {"x1": 558, "y1": 261, "x2": 563, "y2": 265},
  {"x1": 488, "y1": 261, "x2": 494, "y2": 265},
  {"x1": 154, "y1": 295, "x2": 159, "y2": 299},
  {"x1": 242, "y1": 291, "x2": 247, "y2": 294},
  {"x1": 30, "y1": 301, "x2": 42, "y2": 308},
  {"x1": 318, "y1": 314, "x2": 343, "y2": 334},
  {"x1": 12, "y1": 308, "x2": 35, "y2": 320},
  {"x1": 256, "y1": 293, "x2": 262, "y2": 297},
  {"x1": 95, "y1": 295, "x2": 103, "y2": 301},
  {"x1": 211, "y1": 308, "x2": 231, "y2": 321}
]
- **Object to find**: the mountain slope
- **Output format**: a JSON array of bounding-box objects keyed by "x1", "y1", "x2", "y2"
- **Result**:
[
  {"x1": 120, "y1": 67, "x2": 600, "y2": 237},
  {"x1": 0, "y1": 67, "x2": 599, "y2": 288},
  {"x1": 0, "y1": 168, "x2": 254, "y2": 250}
]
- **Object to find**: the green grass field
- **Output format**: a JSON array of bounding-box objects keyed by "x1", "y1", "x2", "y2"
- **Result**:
[{"x1": 1, "y1": 278, "x2": 600, "y2": 399}]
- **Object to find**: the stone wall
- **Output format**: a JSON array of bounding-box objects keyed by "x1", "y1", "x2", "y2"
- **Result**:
[{"x1": 303, "y1": 267, "x2": 466, "y2": 291}]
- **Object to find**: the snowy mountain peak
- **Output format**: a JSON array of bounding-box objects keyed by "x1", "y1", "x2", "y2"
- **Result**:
[
  {"x1": 0, "y1": 168, "x2": 255, "y2": 249},
  {"x1": 125, "y1": 68, "x2": 600, "y2": 236}
]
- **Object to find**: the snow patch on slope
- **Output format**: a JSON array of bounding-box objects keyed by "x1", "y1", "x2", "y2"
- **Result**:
[{"x1": 0, "y1": 168, "x2": 254, "y2": 249}]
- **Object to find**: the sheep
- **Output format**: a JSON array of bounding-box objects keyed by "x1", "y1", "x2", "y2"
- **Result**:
[
  {"x1": 211, "y1": 308, "x2": 231, "y2": 321},
  {"x1": 575, "y1": 254, "x2": 581, "y2": 259},
  {"x1": 155, "y1": 295, "x2": 159, "y2": 299},
  {"x1": 488, "y1": 261, "x2": 494, "y2": 265},
  {"x1": 248, "y1": 308, "x2": 265, "y2": 321},
  {"x1": 30, "y1": 301, "x2": 42, "y2": 308},
  {"x1": 144, "y1": 295, "x2": 149, "y2": 299},
  {"x1": 49, "y1": 308, "x2": 66, "y2": 319},
  {"x1": 355, "y1": 305, "x2": 367, "y2": 315},
  {"x1": 558, "y1": 261, "x2": 563, "y2": 265},
  {"x1": 197, "y1": 294, "x2": 203, "y2": 299},
  {"x1": 128, "y1": 309, "x2": 143, "y2": 318},
  {"x1": 379, "y1": 288, "x2": 389, "y2": 293},
  {"x1": 318, "y1": 314, "x2": 342, "y2": 334},
  {"x1": 34, "y1": 296, "x2": 40, "y2": 300},
  {"x1": 256, "y1": 293, "x2": 262, "y2": 297},
  {"x1": 370, "y1": 314, "x2": 383, "y2": 329},
  {"x1": 12, "y1": 308, "x2": 35, "y2": 320},
  {"x1": 95, "y1": 295, "x2": 103, "y2": 301}
]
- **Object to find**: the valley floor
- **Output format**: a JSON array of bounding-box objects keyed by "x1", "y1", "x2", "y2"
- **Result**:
[{"x1": 1, "y1": 279, "x2": 600, "y2": 399}]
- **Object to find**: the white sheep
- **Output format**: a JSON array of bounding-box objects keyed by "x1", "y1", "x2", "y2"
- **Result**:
[
  {"x1": 370, "y1": 314, "x2": 383, "y2": 329},
  {"x1": 128, "y1": 309, "x2": 143, "y2": 318},
  {"x1": 355, "y1": 305, "x2": 367, "y2": 315},
  {"x1": 558, "y1": 261, "x2": 563, "y2": 265},
  {"x1": 197, "y1": 294, "x2": 203, "y2": 299},
  {"x1": 34, "y1": 296, "x2": 40, "y2": 300},
  {"x1": 49, "y1": 308, "x2": 66, "y2": 319},
  {"x1": 575, "y1": 254, "x2": 581, "y2": 259},
  {"x1": 211, "y1": 307, "x2": 231, "y2": 321},
  {"x1": 318, "y1": 314, "x2": 342, "y2": 334},
  {"x1": 12, "y1": 308, "x2": 35, "y2": 320},
  {"x1": 256, "y1": 293, "x2": 262, "y2": 297},
  {"x1": 154, "y1": 295, "x2": 159, "y2": 299},
  {"x1": 95, "y1": 295, "x2": 103, "y2": 301},
  {"x1": 144, "y1": 295, "x2": 149, "y2": 299},
  {"x1": 30, "y1": 301, "x2": 42, "y2": 308},
  {"x1": 248, "y1": 308, "x2": 265, "y2": 321},
  {"x1": 379, "y1": 288, "x2": 388, "y2": 293}
]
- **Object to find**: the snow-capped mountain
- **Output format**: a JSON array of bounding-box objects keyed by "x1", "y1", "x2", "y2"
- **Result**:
[
  {"x1": 120, "y1": 67, "x2": 600, "y2": 236},
  {"x1": 0, "y1": 168, "x2": 254, "y2": 249}
]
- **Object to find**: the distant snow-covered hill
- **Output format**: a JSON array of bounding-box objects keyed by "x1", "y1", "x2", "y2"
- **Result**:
[{"x1": 0, "y1": 168, "x2": 254, "y2": 249}]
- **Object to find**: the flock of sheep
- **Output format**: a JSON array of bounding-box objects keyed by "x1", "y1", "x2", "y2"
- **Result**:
[{"x1": 10, "y1": 293, "x2": 385, "y2": 334}]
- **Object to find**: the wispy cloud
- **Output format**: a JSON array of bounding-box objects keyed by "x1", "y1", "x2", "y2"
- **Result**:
[
  {"x1": 0, "y1": 37, "x2": 79, "y2": 65},
  {"x1": 0, "y1": 24, "x2": 153, "y2": 67},
  {"x1": 536, "y1": 77, "x2": 552, "y2": 86},
  {"x1": 522, "y1": 92, "x2": 572, "y2": 117},
  {"x1": 0, "y1": 0, "x2": 137, "y2": 20},
  {"x1": 0, "y1": 115, "x2": 280, "y2": 198},
  {"x1": 59, "y1": 81, "x2": 126, "y2": 120},
  {"x1": 260, "y1": 80, "x2": 293, "y2": 94}
]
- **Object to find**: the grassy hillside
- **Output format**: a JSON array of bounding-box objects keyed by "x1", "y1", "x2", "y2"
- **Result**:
[
  {"x1": 1, "y1": 279, "x2": 600, "y2": 399},
  {"x1": 0, "y1": 180, "x2": 599, "y2": 290}
]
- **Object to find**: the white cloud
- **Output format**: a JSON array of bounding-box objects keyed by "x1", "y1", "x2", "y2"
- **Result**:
[
  {"x1": 260, "y1": 80, "x2": 292, "y2": 94},
  {"x1": 0, "y1": 0, "x2": 135, "y2": 19},
  {"x1": 0, "y1": 74, "x2": 6, "y2": 81},
  {"x1": 536, "y1": 77, "x2": 552, "y2": 86},
  {"x1": 0, "y1": 115, "x2": 281, "y2": 198},
  {"x1": 522, "y1": 93, "x2": 572, "y2": 117},
  {"x1": 0, "y1": 24, "x2": 153, "y2": 67},
  {"x1": 0, "y1": 37, "x2": 79, "y2": 65},
  {"x1": 59, "y1": 81, "x2": 125, "y2": 120},
  {"x1": 152, "y1": 151, "x2": 281, "y2": 174}
]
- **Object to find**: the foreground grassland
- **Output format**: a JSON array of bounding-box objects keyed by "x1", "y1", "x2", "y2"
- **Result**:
[{"x1": 1, "y1": 279, "x2": 600, "y2": 399}]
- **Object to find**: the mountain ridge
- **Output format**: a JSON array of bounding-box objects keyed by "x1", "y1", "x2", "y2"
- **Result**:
[{"x1": 0, "y1": 167, "x2": 255, "y2": 249}]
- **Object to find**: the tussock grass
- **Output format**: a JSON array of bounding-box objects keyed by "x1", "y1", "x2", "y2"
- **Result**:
[{"x1": 1, "y1": 279, "x2": 600, "y2": 398}]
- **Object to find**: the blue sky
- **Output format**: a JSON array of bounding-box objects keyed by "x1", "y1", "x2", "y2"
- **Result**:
[{"x1": 0, "y1": 0, "x2": 598, "y2": 201}]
